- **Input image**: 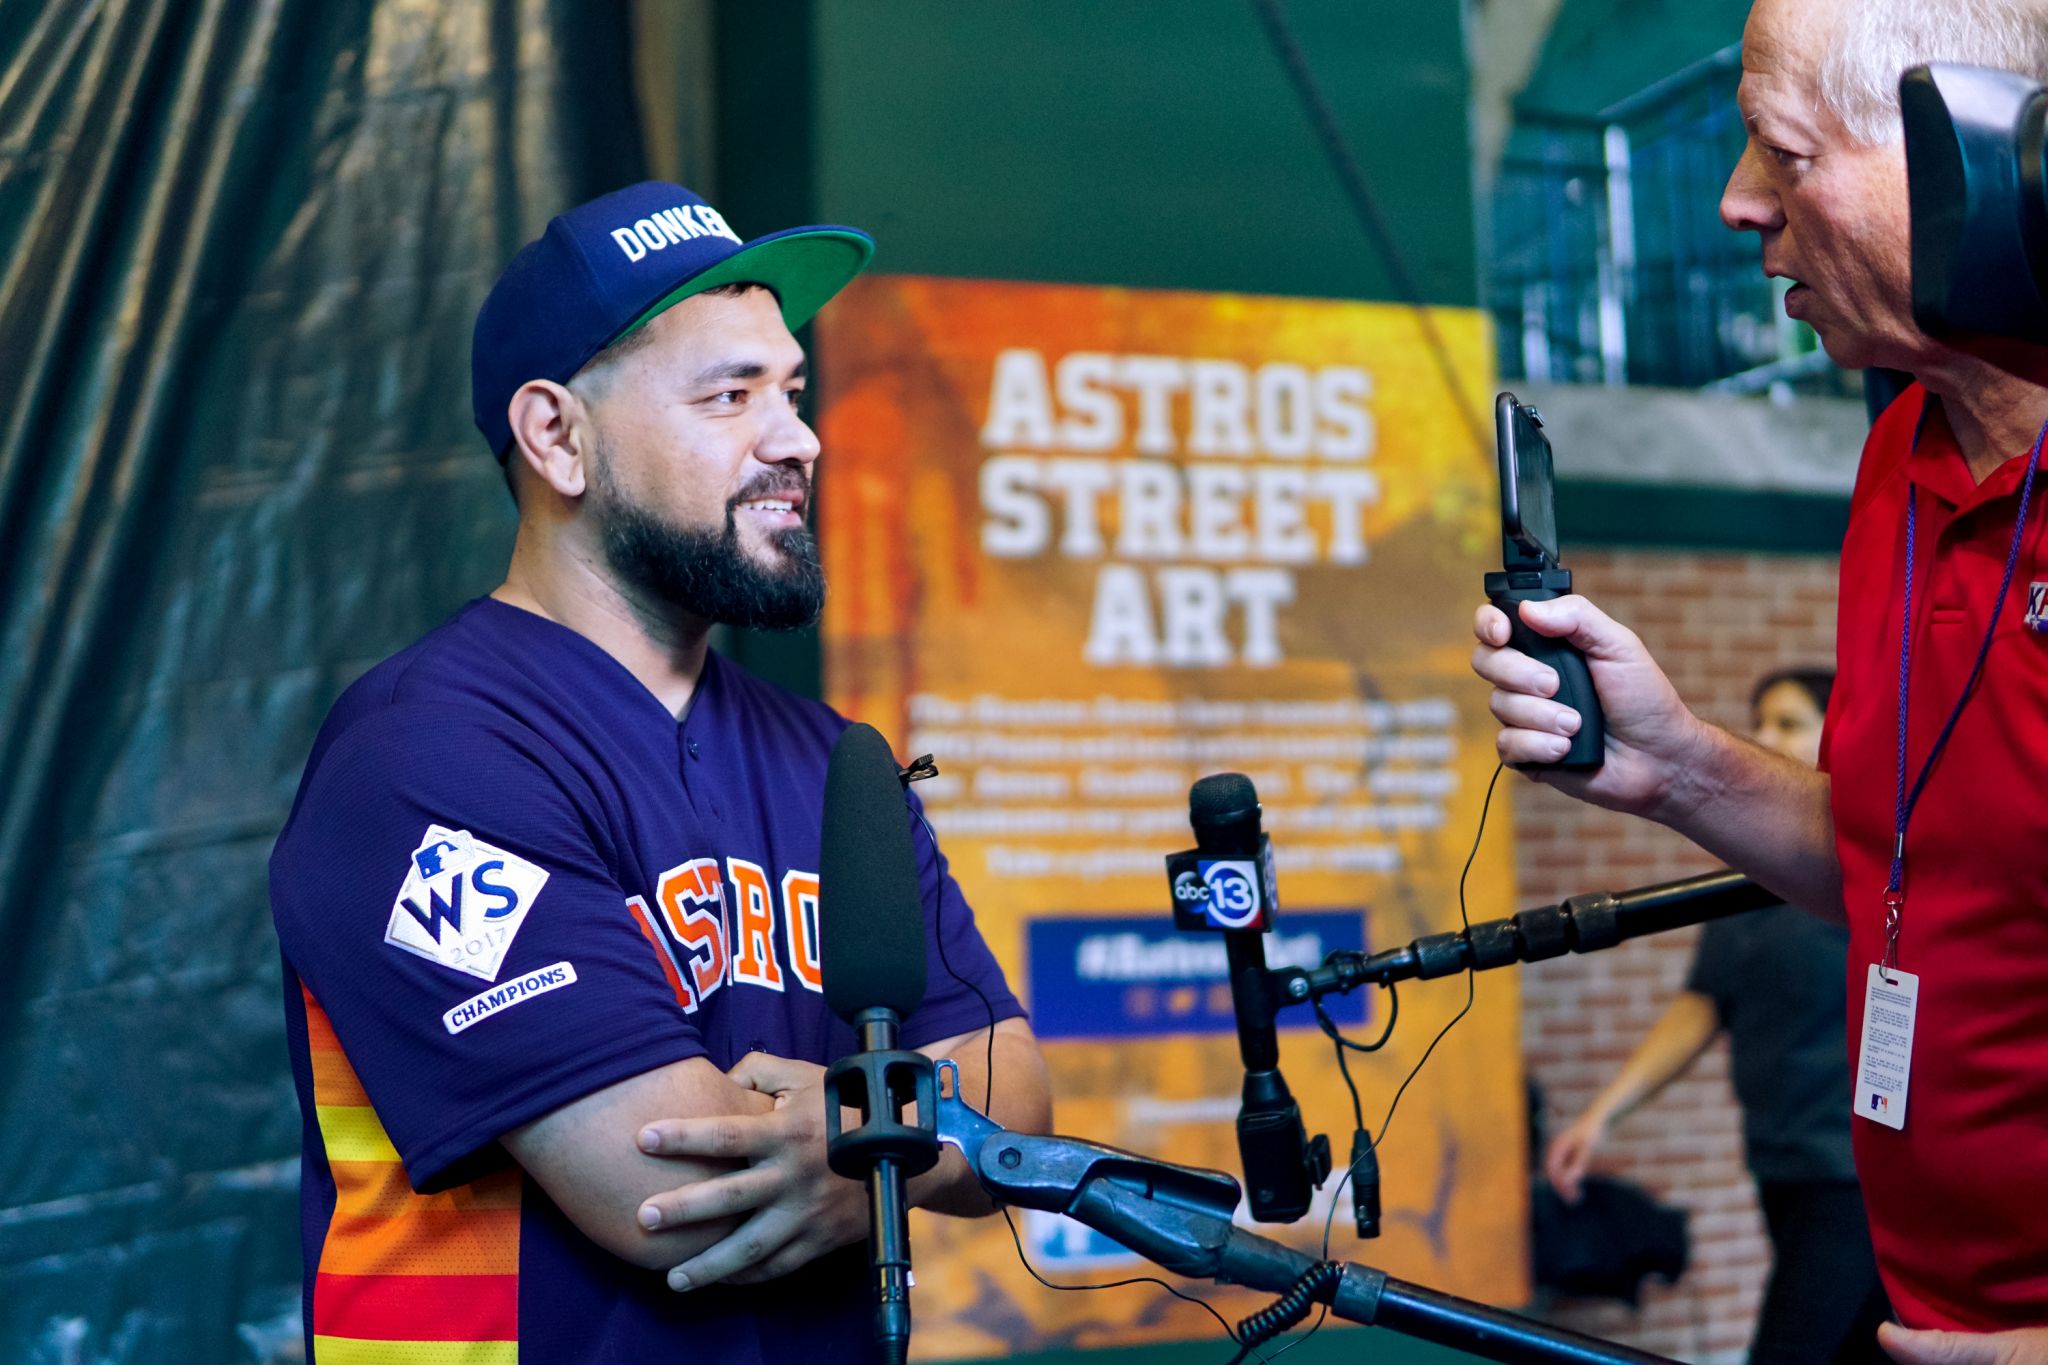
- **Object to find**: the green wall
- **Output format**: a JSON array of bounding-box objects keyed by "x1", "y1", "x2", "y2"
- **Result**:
[
  {"x1": 809, "y1": 0, "x2": 1476, "y2": 305},
  {"x1": 713, "y1": 0, "x2": 1477, "y2": 302}
]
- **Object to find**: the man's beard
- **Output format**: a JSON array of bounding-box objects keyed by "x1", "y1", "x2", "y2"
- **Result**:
[{"x1": 592, "y1": 456, "x2": 825, "y2": 631}]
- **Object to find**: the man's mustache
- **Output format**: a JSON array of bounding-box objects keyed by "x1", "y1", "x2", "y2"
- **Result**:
[{"x1": 727, "y1": 474, "x2": 810, "y2": 511}]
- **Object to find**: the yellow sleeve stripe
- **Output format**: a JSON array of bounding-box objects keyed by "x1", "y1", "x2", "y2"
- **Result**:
[{"x1": 314, "y1": 1105, "x2": 402, "y2": 1165}]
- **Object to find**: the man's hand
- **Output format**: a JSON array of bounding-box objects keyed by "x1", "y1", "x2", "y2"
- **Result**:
[
  {"x1": 1472, "y1": 592, "x2": 1846, "y2": 918},
  {"x1": 634, "y1": 1052, "x2": 869, "y2": 1290},
  {"x1": 1472, "y1": 594, "x2": 1708, "y2": 819},
  {"x1": 636, "y1": 1020, "x2": 1049, "y2": 1289},
  {"x1": 1542, "y1": 1111, "x2": 1609, "y2": 1205},
  {"x1": 502, "y1": 1056, "x2": 775, "y2": 1271},
  {"x1": 1879, "y1": 1323, "x2": 2048, "y2": 1364}
]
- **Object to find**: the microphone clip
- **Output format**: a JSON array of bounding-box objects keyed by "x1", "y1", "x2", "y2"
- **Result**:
[{"x1": 823, "y1": 1011, "x2": 943, "y2": 1182}]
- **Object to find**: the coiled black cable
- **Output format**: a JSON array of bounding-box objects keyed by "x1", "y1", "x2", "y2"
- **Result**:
[{"x1": 1225, "y1": 1261, "x2": 1344, "y2": 1365}]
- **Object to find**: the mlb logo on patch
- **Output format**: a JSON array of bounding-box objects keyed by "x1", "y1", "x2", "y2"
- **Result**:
[
  {"x1": 2027, "y1": 582, "x2": 2048, "y2": 633},
  {"x1": 385, "y1": 825, "x2": 548, "y2": 981}
]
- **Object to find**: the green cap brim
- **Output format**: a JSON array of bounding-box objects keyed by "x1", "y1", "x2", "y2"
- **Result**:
[{"x1": 614, "y1": 227, "x2": 875, "y2": 343}]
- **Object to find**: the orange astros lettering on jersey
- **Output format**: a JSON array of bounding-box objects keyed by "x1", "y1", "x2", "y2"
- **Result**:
[
  {"x1": 655, "y1": 857, "x2": 728, "y2": 1003},
  {"x1": 726, "y1": 857, "x2": 784, "y2": 991},
  {"x1": 638, "y1": 858, "x2": 823, "y2": 1004},
  {"x1": 626, "y1": 894, "x2": 697, "y2": 1012},
  {"x1": 781, "y1": 870, "x2": 823, "y2": 993}
]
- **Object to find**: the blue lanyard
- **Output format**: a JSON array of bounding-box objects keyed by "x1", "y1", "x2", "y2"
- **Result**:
[{"x1": 1886, "y1": 416, "x2": 2048, "y2": 972}]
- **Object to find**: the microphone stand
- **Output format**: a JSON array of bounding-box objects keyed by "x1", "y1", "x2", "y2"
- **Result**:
[
  {"x1": 931, "y1": 1061, "x2": 1679, "y2": 1365},
  {"x1": 824, "y1": 1006, "x2": 942, "y2": 1365}
]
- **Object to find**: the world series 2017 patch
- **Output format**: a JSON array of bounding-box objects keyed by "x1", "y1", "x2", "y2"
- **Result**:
[{"x1": 384, "y1": 825, "x2": 549, "y2": 982}]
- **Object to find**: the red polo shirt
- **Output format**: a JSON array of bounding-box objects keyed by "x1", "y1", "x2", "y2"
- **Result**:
[{"x1": 1823, "y1": 384, "x2": 2048, "y2": 1330}]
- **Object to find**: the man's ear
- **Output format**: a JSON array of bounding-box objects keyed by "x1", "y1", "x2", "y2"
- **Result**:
[{"x1": 506, "y1": 379, "x2": 592, "y2": 498}]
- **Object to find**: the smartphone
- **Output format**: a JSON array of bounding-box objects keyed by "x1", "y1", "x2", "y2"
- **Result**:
[
  {"x1": 1485, "y1": 393, "x2": 1604, "y2": 770},
  {"x1": 1497, "y1": 396, "x2": 1560, "y2": 571}
]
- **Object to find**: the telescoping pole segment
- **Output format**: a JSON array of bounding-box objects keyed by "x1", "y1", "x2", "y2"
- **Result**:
[{"x1": 1285, "y1": 870, "x2": 1780, "y2": 999}]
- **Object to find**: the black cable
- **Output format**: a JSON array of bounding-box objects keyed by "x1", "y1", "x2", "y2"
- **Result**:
[
  {"x1": 1249, "y1": 0, "x2": 1492, "y2": 467},
  {"x1": 914, "y1": 804, "x2": 998, "y2": 1113},
  {"x1": 1314, "y1": 984, "x2": 1395, "y2": 1135},
  {"x1": 1320, "y1": 1001, "x2": 1366, "y2": 1135},
  {"x1": 1261, "y1": 1305, "x2": 1327, "y2": 1362},
  {"x1": 1223, "y1": 1261, "x2": 1344, "y2": 1365},
  {"x1": 1360, "y1": 761, "x2": 1499, "y2": 1164},
  {"x1": 1302, "y1": 757, "x2": 1515, "y2": 1268},
  {"x1": 998, "y1": 1205, "x2": 1271, "y2": 1365},
  {"x1": 1317, "y1": 982, "x2": 1398, "y2": 1055}
]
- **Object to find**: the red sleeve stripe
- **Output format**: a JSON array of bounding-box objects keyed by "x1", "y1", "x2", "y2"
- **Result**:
[
  {"x1": 312, "y1": 1270, "x2": 517, "y2": 1340},
  {"x1": 310, "y1": 1338, "x2": 516, "y2": 1364}
]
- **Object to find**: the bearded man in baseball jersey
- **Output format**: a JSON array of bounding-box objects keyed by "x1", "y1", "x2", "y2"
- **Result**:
[{"x1": 271, "y1": 182, "x2": 1051, "y2": 1364}]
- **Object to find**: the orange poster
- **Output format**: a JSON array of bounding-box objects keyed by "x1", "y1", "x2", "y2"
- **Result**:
[{"x1": 816, "y1": 276, "x2": 1524, "y2": 1359}]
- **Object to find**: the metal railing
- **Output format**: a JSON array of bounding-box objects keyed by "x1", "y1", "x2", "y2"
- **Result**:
[{"x1": 1486, "y1": 44, "x2": 1838, "y2": 392}]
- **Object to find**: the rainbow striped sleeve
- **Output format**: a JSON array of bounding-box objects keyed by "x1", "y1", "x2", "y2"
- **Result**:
[{"x1": 303, "y1": 985, "x2": 522, "y2": 1364}]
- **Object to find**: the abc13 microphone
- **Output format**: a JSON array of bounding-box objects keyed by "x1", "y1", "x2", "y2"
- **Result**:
[{"x1": 1165, "y1": 772, "x2": 1332, "y2": 1223}]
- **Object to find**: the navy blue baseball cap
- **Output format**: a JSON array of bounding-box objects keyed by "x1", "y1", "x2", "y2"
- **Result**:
[{"x1": 471, "y1": 181, "x2": 874, "y2": 458}]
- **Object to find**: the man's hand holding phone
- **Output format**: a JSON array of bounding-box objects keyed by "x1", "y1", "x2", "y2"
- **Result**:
[
  {"x1": 1479, "y1": 393, "x2": 1717, "y2": 811},
  {"x1": 1472, "y1": 591, "x2": 1711, "y2": 819}
]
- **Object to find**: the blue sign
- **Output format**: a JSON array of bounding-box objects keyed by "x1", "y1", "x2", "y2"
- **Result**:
[{"x1": 1028, "y1": 911, "x2": 1368, "y2": 1040}]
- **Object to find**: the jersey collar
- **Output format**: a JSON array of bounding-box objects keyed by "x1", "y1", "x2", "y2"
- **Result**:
[{"x1": 471, "y1": 596, "x2": 715, "y2": 733}]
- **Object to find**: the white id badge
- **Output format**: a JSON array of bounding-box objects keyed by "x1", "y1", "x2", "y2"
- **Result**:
[{"x1": 1854, "y1": 964, "x2": 1918, "y2": 1131}]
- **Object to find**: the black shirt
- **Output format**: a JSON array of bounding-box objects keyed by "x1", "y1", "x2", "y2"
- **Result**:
[{"x1": 1685, "y1": 904, "x2": 1857, "y2": 1184}]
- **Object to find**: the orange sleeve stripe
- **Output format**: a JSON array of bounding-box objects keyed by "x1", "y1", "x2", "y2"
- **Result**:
[
  {"x1": 318, "y1": 1151, "x2": 522, "y2": 1281},
  {"x1": 626, "y1": 895, "x2": 692, "y2": 1008},
  {"x1": 301, "y1": 988, "x2": 374, "y2": 1107},
  {"x1": 329, "y1": 1161, "x2": 522, "y2": 1218},
  {"x1": 311, "y1": 1058, "x2": 373, "y2": 1109},
  {"x1": 319, "y1": 1205, "x2": 521, "y2": 1277},
  {"x1": 302, "y1": 985, "x2": 342, "y2": 1050}
]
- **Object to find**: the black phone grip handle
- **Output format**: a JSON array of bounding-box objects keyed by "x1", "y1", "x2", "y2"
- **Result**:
[{"x1": 1490, "y1": 584, "x2": 1605, "y2": 770}]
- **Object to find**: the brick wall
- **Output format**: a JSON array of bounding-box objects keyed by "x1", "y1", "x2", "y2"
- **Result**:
[{"x1": 1515, "y1": 548, "x2": 1841, "y2": 1364}]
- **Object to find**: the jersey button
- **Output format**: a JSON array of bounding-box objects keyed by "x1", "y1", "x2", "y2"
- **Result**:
[{"x1": 686, "y1": 738, "x2": 701, "y2": 759}]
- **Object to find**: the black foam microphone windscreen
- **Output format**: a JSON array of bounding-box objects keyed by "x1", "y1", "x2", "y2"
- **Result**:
[
  {"x1": 820, "y1": 722, "x2": 929, "y2": 1023},
  {"x1": 1189, "y1": 771, "x2": 1261, "y2": 852}
]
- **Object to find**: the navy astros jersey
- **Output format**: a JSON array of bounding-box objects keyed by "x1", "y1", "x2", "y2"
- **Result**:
[{"x1": 270, "y1": 597, "x2": 1022, "y2": 1363}]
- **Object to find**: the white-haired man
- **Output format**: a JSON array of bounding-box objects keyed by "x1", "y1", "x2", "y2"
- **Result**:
[{"x1": 1475, "y1": 0, "x2": 2048, "y2": 1359}]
